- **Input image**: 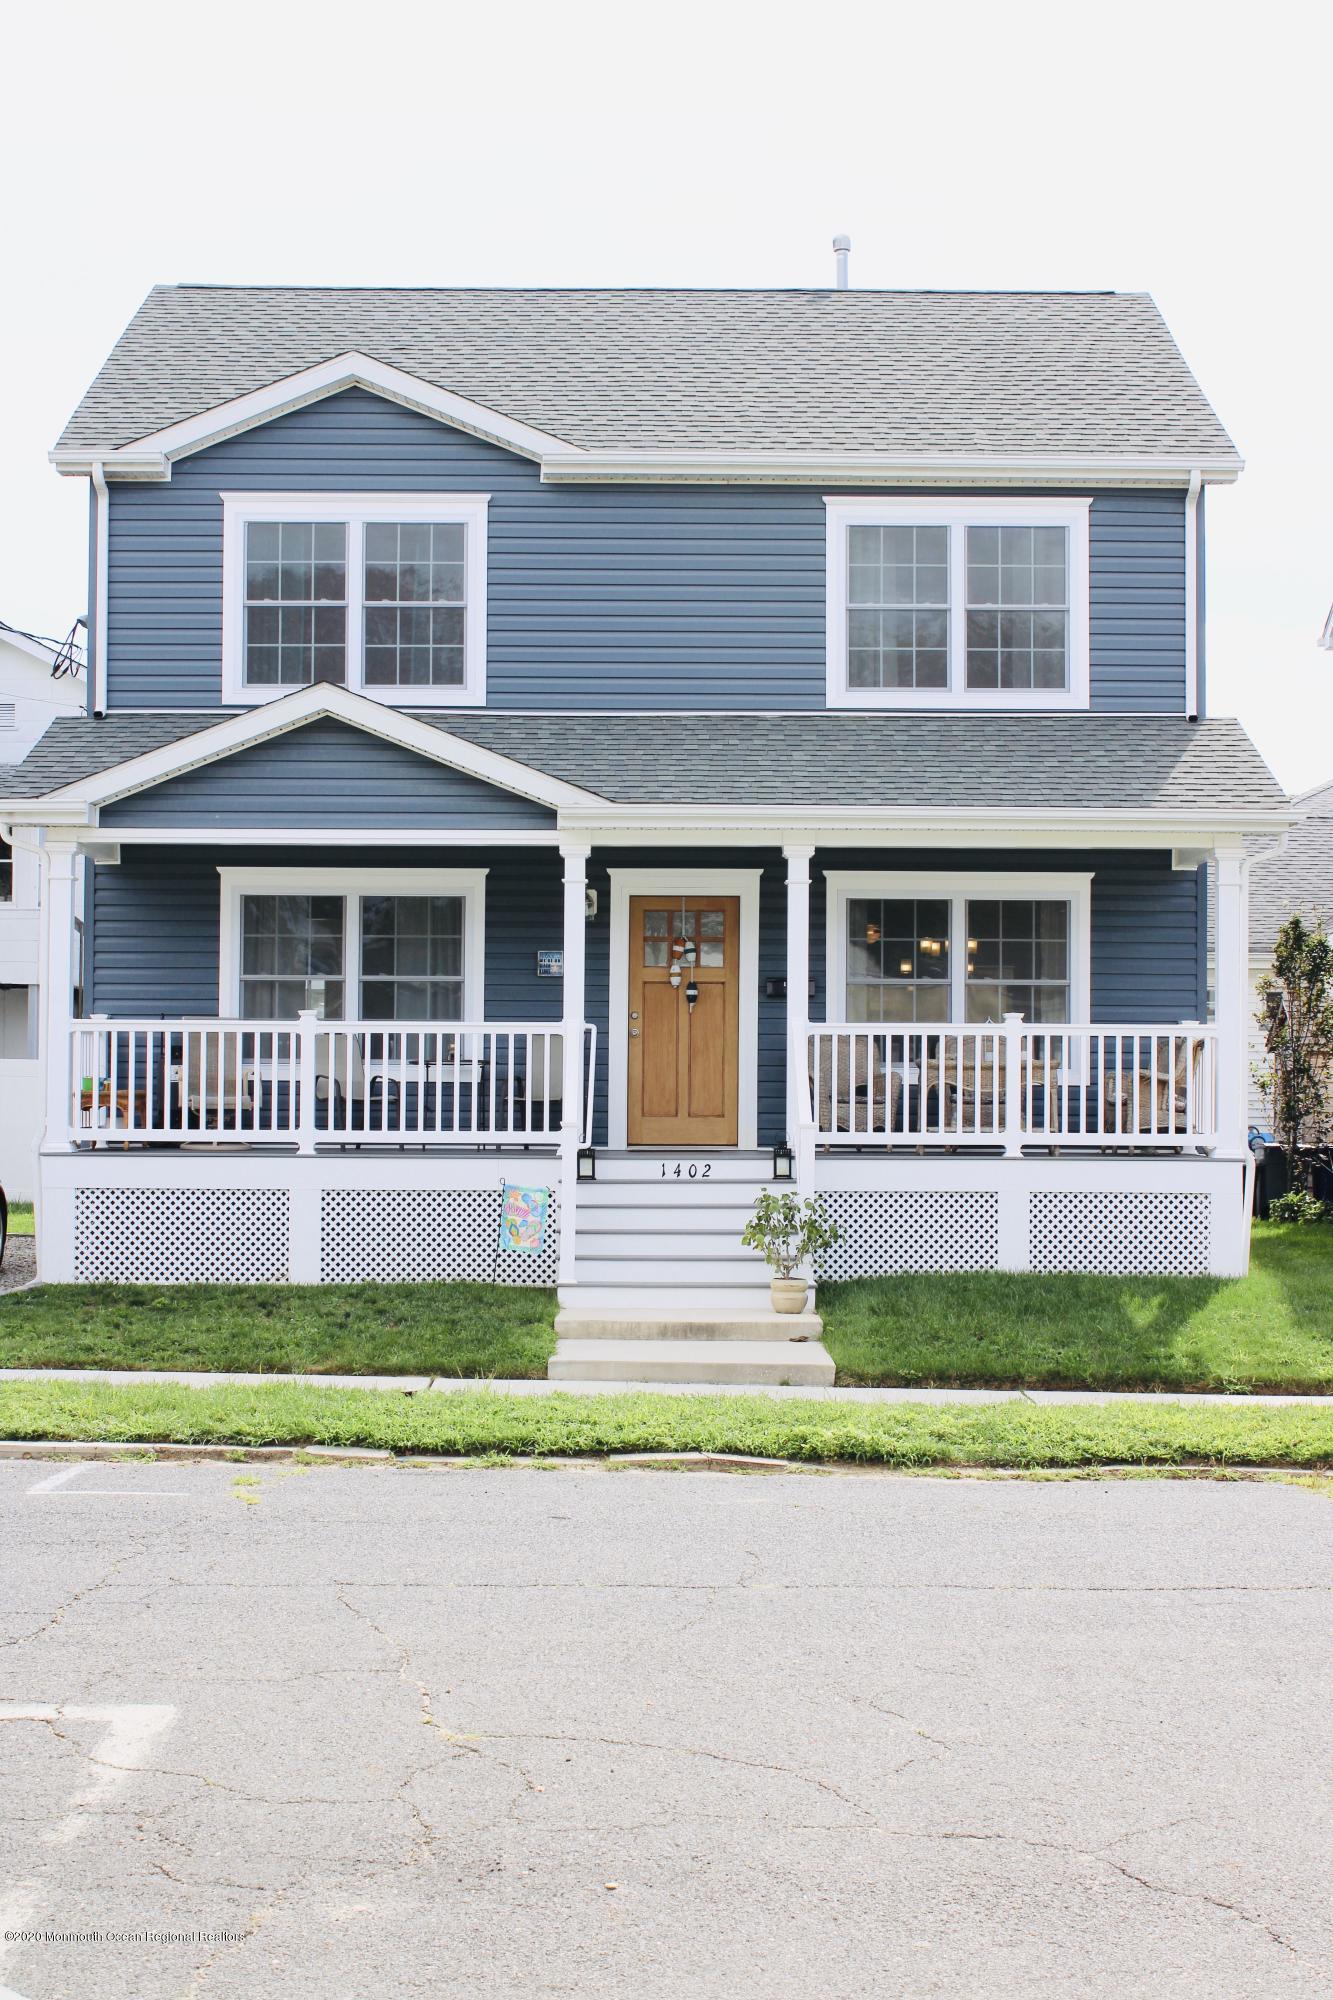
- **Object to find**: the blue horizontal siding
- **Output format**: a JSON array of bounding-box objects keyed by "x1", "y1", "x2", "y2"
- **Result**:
[
  {"x1": 88, "y1": 845, "x2": 1202, "y2": 1148},
  {"x1": 104, "y1": 389, "x2": 1187, "y2": 713},
  {"x1": 101, "y1": 719, "x2": 555, "y2": 829}
]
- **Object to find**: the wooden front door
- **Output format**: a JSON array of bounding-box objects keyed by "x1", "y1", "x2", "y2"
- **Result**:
[{"x1": 628, "y1": 895, "x2": 740, "y2": 1145}]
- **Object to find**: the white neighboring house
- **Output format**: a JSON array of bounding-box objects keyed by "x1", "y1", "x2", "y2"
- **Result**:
[{"x1": 0, "y1": 624, "x2": 85, "y2": 1199}]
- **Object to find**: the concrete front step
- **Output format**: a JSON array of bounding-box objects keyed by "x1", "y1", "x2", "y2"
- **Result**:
[
  {"x1": 555, "y1": 1308, "x2": 824, "y2": 1341},
  {"x1": 548, "y1": 1337, "x2": 835, "y2": 1386},
  {"x1": 573, "y1": 1256, "x2": 777, "y2": 1285}
]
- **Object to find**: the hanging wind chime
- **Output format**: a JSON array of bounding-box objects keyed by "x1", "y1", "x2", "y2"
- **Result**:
[{"x1": 668, "y1": 894, "x2": 700, "y2": 1013}]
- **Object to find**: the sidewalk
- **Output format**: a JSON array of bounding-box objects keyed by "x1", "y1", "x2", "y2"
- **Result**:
[{"x1": 1, "y1": 1367, "x2": 1329, "y2": 1407}]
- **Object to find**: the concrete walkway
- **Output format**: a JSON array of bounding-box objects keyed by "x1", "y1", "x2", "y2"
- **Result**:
[{"x1": 0, "y1": 1366, "x2": 1329, "y2": 1406}]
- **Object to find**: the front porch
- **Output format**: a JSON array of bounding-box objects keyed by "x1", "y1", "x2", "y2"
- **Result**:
[{"x1": 10, "y1": 694, "x2": 1264, "y2": 1292}]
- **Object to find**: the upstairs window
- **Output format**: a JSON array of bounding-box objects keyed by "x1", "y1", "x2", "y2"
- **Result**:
[
  {"x1": 0, "y1": 836, "x2": 12, "y2": 902},
  {"x1": 223, "y1": 494, "x2": 487, "y2": 707},
  {"x1": 827, "y1": 498, "x2": 1089, "y2": 710}
]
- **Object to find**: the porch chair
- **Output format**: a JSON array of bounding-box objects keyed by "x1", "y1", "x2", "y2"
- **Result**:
[
  {"x1": 314, "y1": 1032, "x2": 367, "y2": 1133},
  {"x1": 522, "y1": 1036, "x2": 564, "y2": 1134},
  {"x1": 1104, "y1": 1035, "x2": 1202, "y2": 1140},
  {"x1": 173, "y1": 1035, "x2": 255, "y2": 1131},
  {"x1": 808, "y1": 1039, "x2": 900, "y2": 1139}
]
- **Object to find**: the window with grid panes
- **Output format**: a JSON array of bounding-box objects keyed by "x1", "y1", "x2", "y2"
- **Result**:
[
  {"x1": 845, "y1": 898, "x2": 951, "y2": 1021},
  {"x1": 244, "y1": 523, "x2": 347, "y2": 687}
]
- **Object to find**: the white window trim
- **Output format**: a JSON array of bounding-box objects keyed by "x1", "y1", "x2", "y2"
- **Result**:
[
  {"x1": 218, "y1": 866, "x2": 487, "y2": 1021},
  {"x1": 824, "y1": 496, "x2": 1091, "y2": 711},
  {"x1": 606, "y1": 868, "x2": 762, "y2": 1150},
  {"x1": 220, "y1": 492, "x2": 489, "y2": 709},
  {"x1": 824, "y1": 870, "x2": 1093, "y2": 1024}
]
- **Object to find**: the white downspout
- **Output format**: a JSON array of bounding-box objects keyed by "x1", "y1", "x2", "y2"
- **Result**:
[
  {"x1": 90, "y1": 460, "x2": 109, "y2": 718},
  {"x1": 1184, "y1": 468, "x2": 1202, "y2": 719}
]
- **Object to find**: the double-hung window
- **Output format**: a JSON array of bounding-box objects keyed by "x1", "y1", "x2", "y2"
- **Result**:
[
  {"x1": 829, "y1": 873, "x2": 1092, "y2": 1026},
  {"x1": 222, "y1": 870, "x2": 486, "y2": 1023},
  {"x1": 827, "y1": 498, "x2": 1090, "y2": 708},
  {"x1": 222, "y1": 494, "x2": 487, "y2": 706}
]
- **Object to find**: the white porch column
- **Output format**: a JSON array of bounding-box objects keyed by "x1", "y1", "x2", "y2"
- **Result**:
[
  {"x1": 783, "y1": 845, "x2": 814, "y2": 1147},
  {"x1": 1214, "y1": 844, "x2": 1251, "y2": 1156},
  {"x1": 41, "y1": 836, "x2": 79, "y2": 1151},
  {"x1": 558, "y1": 843, "x2": 590, "y2": 1290}
]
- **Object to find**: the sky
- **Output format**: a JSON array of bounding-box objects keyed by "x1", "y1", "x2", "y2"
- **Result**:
[{"x1": 3, "y1": 0, "x2": 1329, "y2": 791}]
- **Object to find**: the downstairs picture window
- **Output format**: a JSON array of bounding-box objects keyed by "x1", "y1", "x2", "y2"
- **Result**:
[
  {"x1": 226, "y1": 873, "x2": 485, "y2": 1022},
  {"x1": 841, "y1": 885, "x2": 1082, "y2": 1024}
]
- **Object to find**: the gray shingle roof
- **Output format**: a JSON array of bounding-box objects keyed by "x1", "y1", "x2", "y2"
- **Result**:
[
  {"x1": 56, "y1": 286, "x2": 1237, "y2": 462},
  {"x1": 1248, "y1": 778, "x2": 1333, "y2": 950},
  {"x1": 0, "y1": 710, "x2": 1284, "y2": 816}
]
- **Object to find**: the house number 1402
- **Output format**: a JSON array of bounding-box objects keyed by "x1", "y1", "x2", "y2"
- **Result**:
[{"x1": 661, "y1": 1162, "x2": 712, "y2": 1178}]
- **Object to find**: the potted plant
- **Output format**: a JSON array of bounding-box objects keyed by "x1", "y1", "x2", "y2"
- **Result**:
[{"x1": 741, "y1": 1190, "x2": 839, "y2": 1313}]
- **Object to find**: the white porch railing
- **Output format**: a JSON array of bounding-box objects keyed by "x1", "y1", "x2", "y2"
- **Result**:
[
  {"x1": 68, "y1": 1016, "x2": 597, "y2": 1151},
  {"x1": 803, "y1": 1016, "x2": 1217, "y2": 1154}
]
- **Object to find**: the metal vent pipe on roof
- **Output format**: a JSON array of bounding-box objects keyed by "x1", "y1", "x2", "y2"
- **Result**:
[{"x1": 833, "y1": 235, "x2": 851, "y2": 289}]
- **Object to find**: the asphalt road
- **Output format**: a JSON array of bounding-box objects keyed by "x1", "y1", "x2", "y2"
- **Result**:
[{"x1": 1, "y1": 1459, "x2": 1330, "y2": 2000}]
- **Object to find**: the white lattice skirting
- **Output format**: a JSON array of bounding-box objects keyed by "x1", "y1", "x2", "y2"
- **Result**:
[
  {"x1": 56, "y1": 1158, "x2": 562, "y2": 1286},
  {"x1": 813, "y1": 1156, "x2": 1249, "y2": 1278},
  {"x1": 74, "y1": 1187, "x2": 291, "y2": 1283},
  {"x1": 821, "y1": 1190, "x2": 1000, "y2": 1277},
  {"x1": 321, "y1": 1189, "x2": 559, "y2": 1285},
  {"x1": 1029, "y1": 1191, "x2": 1211, "y2": 1276}
]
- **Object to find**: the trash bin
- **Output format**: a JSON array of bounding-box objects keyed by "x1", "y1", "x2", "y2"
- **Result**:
[{"x1": 1249, "y1": 1130, "x2": 1287, "y2": 1217}]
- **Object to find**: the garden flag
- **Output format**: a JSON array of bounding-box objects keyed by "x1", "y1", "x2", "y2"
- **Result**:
[{"x1": 498, "y1": 1183, "x2": 551, "y2": 1255}]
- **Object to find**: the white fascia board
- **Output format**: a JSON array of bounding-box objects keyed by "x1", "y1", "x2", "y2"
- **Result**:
[
  {"x1": 30, "y1": 685, "x2": 606, "y2": 814},
  {"x1": 554, "y1": 805, "x2": 1293, "y2": 847},
  {"x1": 51, "y1": 353, "x2": 589, "y2": 480},
  {"x1": 539, "y1": 449, "x2": 1245, "y2": 488}
]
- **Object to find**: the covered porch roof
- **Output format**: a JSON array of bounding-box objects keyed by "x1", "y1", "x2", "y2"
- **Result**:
[{"x1": 0, "y1": 688, "x2": 1290, "y2": 850}]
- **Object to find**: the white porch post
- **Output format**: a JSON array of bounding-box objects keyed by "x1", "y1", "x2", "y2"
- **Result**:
[
  {"x1": 784, "y1": 844, "x2": 813, "y2": 1160},
  {"x1": 41, "y1": 835, "x2": 79, "y2": 1150},
  {"x1": 1214, "y1": 844, "x2": 1251, "y2": 1156},
  {"x1": 559, "y1": 843, "x2": 589, "y2": 1290}
]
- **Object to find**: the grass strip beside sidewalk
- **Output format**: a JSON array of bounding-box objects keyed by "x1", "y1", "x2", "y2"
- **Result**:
[{"x1": 2, "y1": 1379, "x2": 1331, "y2": 1469}]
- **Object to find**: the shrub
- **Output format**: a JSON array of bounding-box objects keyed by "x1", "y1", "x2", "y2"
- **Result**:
[{"x1": 1267, "y1": 1190, "x2": 1333, "y2": 1226}]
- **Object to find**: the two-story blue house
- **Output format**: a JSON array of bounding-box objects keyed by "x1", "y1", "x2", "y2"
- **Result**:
[{"x1": 1, "y1": 283, "x2": 1287, "y2": 1341}]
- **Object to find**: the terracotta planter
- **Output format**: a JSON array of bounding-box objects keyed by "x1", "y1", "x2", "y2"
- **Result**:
[{"x1": 770, "y1": 1277, "x2": 809, "y2": 1314}]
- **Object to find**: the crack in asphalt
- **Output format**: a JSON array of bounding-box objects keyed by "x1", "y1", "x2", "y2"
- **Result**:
[{"x1": 0, "y1": 1531, "x2": 152, "y2": 1650}]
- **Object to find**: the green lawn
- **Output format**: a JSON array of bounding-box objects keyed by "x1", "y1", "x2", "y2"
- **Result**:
[
  {"x1": 5, "y1": 1203, "x2": 33, "y2": 1237},
  {"x1": 821, "y1": 1223, "x2": 1333, "y2": 1394},
  {"x1": 1, "y1": 1377, "x2": 1330, "y2": 1468},
  {"x1": 0, "y1": 1282, "x2": 556, "y2": 1379},
  {"x1": 0, "y1": 1223, "x2": 1328, "y2": 1395}
]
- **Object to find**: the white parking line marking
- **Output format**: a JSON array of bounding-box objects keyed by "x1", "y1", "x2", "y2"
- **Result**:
[
  {"x1": 25, "y1": 1464, "x2": 90, "y2": 1493},
  {"x1": 0, "y1": 1704, "x2": 176, "y2": 1847},
  {"x1": 25, "y1": 1463, "x2": 188, "y2": 1498}
]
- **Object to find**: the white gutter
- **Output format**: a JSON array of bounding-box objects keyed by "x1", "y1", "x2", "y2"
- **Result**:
[
  {"x1": 90, "y1": 460, "x2": 109, "y2": 717},
  {"x1": 1184, "y1": 468, "x2": 1202, "y2": 718}
]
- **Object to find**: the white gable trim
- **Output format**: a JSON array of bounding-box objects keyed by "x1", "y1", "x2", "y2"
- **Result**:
[
  {"x1": 36, "y1": 684, "x2": 605, "y2": 813},
  {"x1": 50, "y1": 353, "x2": 589, "y2": 480}
]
